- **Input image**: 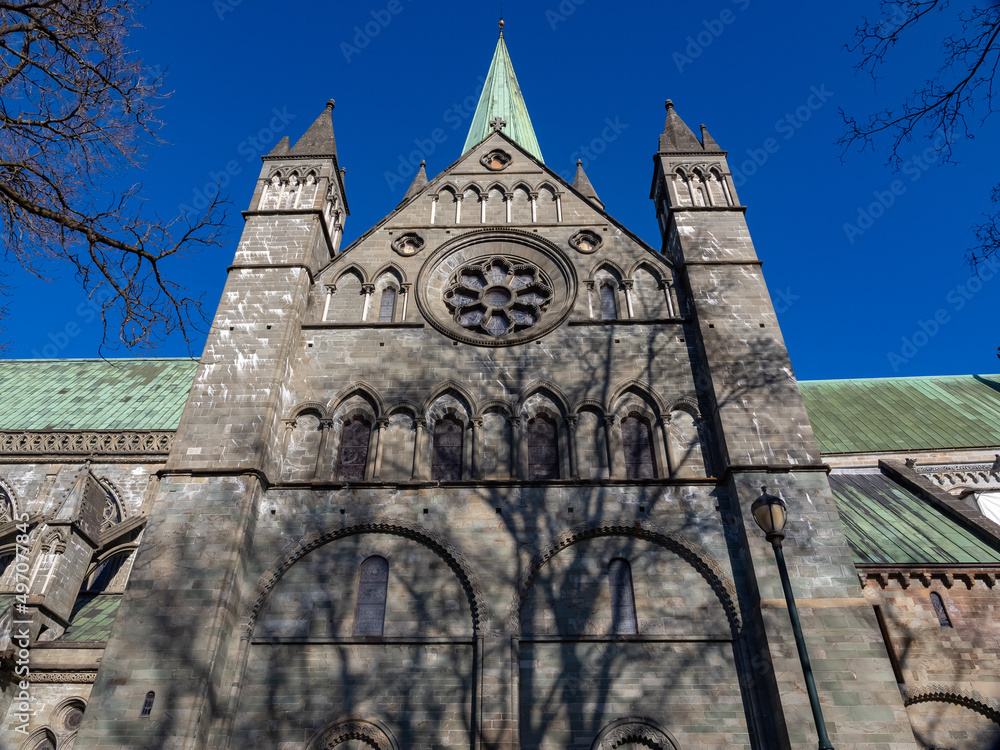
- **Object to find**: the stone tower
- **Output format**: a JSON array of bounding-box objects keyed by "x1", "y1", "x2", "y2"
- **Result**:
[{"x1": 71, "y1": 29, "x2": 921, "y2": 750}]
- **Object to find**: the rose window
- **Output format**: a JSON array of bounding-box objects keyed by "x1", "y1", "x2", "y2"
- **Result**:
[{"x1": 443, "y1": 257, "x2": 553, "y2": 338}]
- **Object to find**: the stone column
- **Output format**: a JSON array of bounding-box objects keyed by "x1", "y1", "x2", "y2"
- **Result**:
[
  {"x1": 471, "y1": 418, "x2": 484, "y2": 480},
  {"x1": 371, "y1": 417, "x2": 389, "y2": 480},
  {"x1": 313, "y1": 418, "x2": 333, "y2": 480},
  {"x1": 604, "y1": 415, "x2": 624, "y2": 479},
  {"x1": 564, "y1": 414, "x2": 579, "y2": 479},
  {"x1": 510, "y1": 417, "x2": 524, "y2": 480},
  {"x1": 412, "y1": 418, "x2": 428, "y2": 480},
  {"x1": 621, "y1": 279, "x2": 635, "y2": 319}
]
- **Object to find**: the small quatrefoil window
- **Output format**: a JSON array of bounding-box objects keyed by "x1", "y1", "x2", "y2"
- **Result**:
[
  {"x1": 569, "y1": 229, "x2": 603, "y2": 254},
  {"x1": 444, "y1": 257, "x2": 553, "y2": 338},
  {"x1": 481, "y1": 149, "x2": 512, "y2": 171},
  {"x1": 392, "y1": 232, "x2": 425, "y2": 257}
]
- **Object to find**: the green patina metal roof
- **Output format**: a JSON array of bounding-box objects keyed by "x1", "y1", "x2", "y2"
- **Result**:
[
  {"x1": 463, "y1": 32, "x2": 544, "y2": 162},
  {"x1": 800, "y1": 374, "x2": 1000, "y2": 454},
  {"x1": 0, "y1": 358, "x2": 198, "y2": 430},
  {"x1": 60, "y1": 594, "x2": 123, "y2": 642},
  {"x1": 830, "y1": 473, "x2": 1000, "y2": 565}
]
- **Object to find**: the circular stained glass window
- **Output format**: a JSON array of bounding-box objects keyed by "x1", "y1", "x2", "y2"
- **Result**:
[{"x1": 443, "y1": 257, "x2": 553, "y2": 339}]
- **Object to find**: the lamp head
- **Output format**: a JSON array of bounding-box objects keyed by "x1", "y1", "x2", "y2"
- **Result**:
[{"x1": 751, "y1": 486, "x2": 787, "y2": 544}]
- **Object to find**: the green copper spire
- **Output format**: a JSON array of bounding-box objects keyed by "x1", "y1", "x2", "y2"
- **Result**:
[{"x1": 463, "y1": 28, "x2": 544, "y2": 162}]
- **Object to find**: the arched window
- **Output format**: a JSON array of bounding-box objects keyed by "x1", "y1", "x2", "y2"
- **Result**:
[
  {"x1": 378, "y1": 287, "x2": 397, "y2": 323},
  {"x1": 102, "y1": 483, "x2": 125, "y2": 530},
  {"x1": 336, "y1": 417, "x2": 372, "y2": 481},
  {"x1": 354, "y1": 556, "x2": 389, "y2": 635},
  {"x1": 85, "y1": 551, "x2": 133, "y2": 594},
  {"x1": 930, "y1": 592, "x2": 952, "y2": 627},
  {"x1": 0, "y1": 485, "x2": 14, "y2": 524},
  {"x1": 622, "y1": 414, "x2": 656, "y2": 479},
  {"x1": 432, "y1": 416, "x2": 464, "y2": 481},
  {"x1": 25, "y1": 729, "x2": 56, "y2": 750},
  {"x1": 599, "y1": 283, "x2": 618, "y2": 320},
  {"x1": 608, "y1": 558, "x2": 637, "y2": 634},
  {"x1": 0, "y1": 551, "x2": 14, "y2": 583},
  {"x1": 140, "y1": 691, "x2": 155, "y2": 718},
  {"x1": 527, "y1": 414, "x2": 559, "y2": 480}
]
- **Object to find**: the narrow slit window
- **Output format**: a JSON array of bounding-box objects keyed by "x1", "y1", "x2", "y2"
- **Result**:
[
  {"x1": 432, "y1": 416, "x2": 464, "y2": 481},
  {"x1": 527, "y1": 415, "x2": 559, "y2": 480},
  {"x1": 930, "y1": 592, "x2": 952, "y2": 627},
  {"x1": 140, "y1": 691, "x2": 155, "y2": 718},
  {"x1": 336, "y1": 418, "x2": 371, "y2": 481},
  {"x1": 622, "y1": 414, "x2": 657, "y2": 479},
  {"x1": 354, "y1": 556, "x2": 389, "y2": 635},
  {"x1": 600, "y1": 283, "x2": 618, "y2": 320},
  {"x1": 378, "y1": 287, "x2": 397, "y2": 323},
  {"x1": 608, "y1": 558, "x2": 638, "y2": 634}
]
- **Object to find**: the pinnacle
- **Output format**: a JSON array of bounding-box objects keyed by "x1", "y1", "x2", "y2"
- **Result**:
[
  {"x1": 290, "y1": 100, "x2": 339, "y2": 157},
  {"x1": 403, "y1": 161, "x2": 428, "y2": 202},
  {"x1": 573, "y1": 159, "x2": 604, "y2": 210},
  {"x1": 659, "y1": 99, "x2": 703, "y2": 153}
]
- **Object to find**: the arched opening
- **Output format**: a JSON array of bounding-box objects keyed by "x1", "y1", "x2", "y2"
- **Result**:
[
  {"x1": 600, "y1": 283, "x2": 618, "y2": 320},
  {"x1": 336, "y1": 417, "x2": 372, "y2": 481},
  {"x1": 354, "y1": 556, "x2": 389, "y2": 636},
  {"x1": 527, "y1": 414, "x2": 559, "y2": 480},
  {"x1": 930, "y1": 591, "x2": 953, "y2": 627},
  {"x1": 378, "y1": 286, "x2": 397, "y2": 323},
  {"x1": 432, "y1": 416, "x2": 464, "y2": 481},
  {"x1": 608, "y1": 558, "x2": 638, "y2": 634},
  {"x1": 622, "y1": 414, "x2": 656, "y2": 479}
]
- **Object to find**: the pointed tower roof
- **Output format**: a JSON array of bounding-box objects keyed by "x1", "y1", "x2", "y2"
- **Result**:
[
  {"x1": 700, "y1": 124, "x2": 723, "y2": 151},
  {"x1": 290, "y1": 99, "x2": 338, "y2": 157},
  {"x1": 463, "y1": 28, "x2": 544, "y2": 162},
  {"x1": 572, "y1": 160, "x2": 604, "y2": 209},
  {"x1": 402, "y1": 161, "x2": 428, "y2": 201},
  {"x1": 659, "y1": 100, "x2": 703, "y2": 152}
]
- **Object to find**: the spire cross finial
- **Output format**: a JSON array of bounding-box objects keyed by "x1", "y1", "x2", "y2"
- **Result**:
[{"x1": 489, "y1": 117, "x2": 507, "y2": 133}]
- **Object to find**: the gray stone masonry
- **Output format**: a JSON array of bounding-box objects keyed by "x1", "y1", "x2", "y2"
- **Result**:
[
  {"x1": 68, "y1": 110, "x2": 928, "y2": 750},
  {"x1": 655, "y1": 128, "x2": 918, "y2": 748}
]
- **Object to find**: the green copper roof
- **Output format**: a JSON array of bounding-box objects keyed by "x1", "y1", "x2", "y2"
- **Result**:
[
  {"x1": 799, "y1": 374, "x2": 1000, "y2": 454},
  {"x1": 463, "y1": 33, "x2": 544, "y2": 162},
  {"x1": 830, "y1": 473, "x2": 1000, "y2": 565},
  {"x1": 61, "y1": 594, "x2": 123, "y2": 642},
  {"x1": 0, "y1": 359, "x2": 198, "y2": 430}
]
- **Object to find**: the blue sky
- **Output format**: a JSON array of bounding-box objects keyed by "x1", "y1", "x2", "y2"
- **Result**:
[{"x1": 4, "y1": 0, "x2": 999, "y2": 381}]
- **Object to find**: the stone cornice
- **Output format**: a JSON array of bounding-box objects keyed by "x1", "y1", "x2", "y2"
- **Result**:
[
  {"x1": 0, "y1": 430, "x2": 174, "y2": 457},
  {"x1": 858, "y1": 564, "x2": 1000, "y2": 590}
]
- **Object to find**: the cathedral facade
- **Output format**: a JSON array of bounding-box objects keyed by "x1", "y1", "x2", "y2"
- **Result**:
[{"x1": 0, "y1": 31, "x2": 999, "y2": 750}]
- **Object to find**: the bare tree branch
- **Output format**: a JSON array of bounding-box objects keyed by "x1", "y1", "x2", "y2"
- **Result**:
[
  {"x1": 0, "y1": 0, "x2": 230, "y2": 352},
  {"x1": 841, "y1": 2, "x2": 1000, "y2": 271}
]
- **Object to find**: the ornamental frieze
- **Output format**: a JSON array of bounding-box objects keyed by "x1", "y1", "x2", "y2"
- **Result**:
[{"x1": 0, "y1": 431, "x2": 173, "y2": 456}]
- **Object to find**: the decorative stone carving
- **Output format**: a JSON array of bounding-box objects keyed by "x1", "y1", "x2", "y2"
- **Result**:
[
  {"x1": 416, "y1": 231, "x2": 578, "y2": 347},
  {"x1": 391, "y1": 232, "x2": 425, "y2": 257},
  {"x1": 30, "y1": 672, "x2": 97, "y2": 683},
  {"x1": 443, "y1": 256, "x2": 553, "y2": 338},
  {"x1": 308, "y1": 721, "x2": 393, "y2": 750},
  {"x1": 481, "y1": 148, "x2": 512, "y2": 170},
  {"x1": 569, "y1": 229, "x2": 603, "y2": 254},
  {"x1": 0, "y1": 430, "x2": 173, "y2": 456}
]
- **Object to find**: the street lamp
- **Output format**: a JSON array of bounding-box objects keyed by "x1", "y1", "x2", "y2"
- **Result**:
[{"x1": 751, "y1": 486, "x2": 835, "y2": 750}]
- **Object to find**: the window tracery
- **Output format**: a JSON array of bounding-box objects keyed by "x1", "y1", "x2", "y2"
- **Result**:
[{"x1": 443, "y1": 257, "x2": 553, "y2": 339}]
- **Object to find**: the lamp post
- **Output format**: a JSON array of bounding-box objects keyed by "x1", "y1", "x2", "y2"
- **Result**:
[{"x1": 751, "y1": 486, "x2": 835, "y2": 750}]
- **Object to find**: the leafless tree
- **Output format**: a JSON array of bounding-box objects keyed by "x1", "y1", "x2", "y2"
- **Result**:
[
  {"x1": 839, "y1": 1, "x2": 1000, "y2": 269},
  {"x1": 0, "y1": 0, "x2": 228, "y2": 352}
]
